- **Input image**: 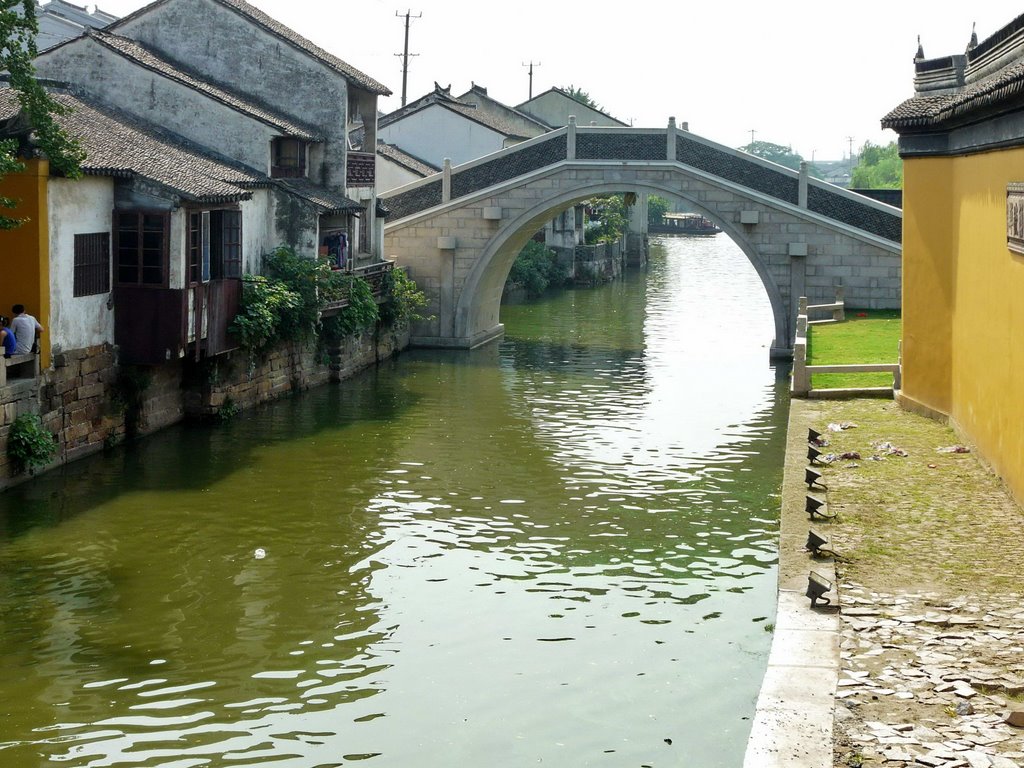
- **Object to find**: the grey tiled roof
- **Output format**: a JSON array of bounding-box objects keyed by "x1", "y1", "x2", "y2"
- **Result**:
[
  {"x1": 273, "y1": 177, "x2": 361, "y2": 213},
  {"x1": 376, "y1": 142, "x2": 439, "y2": 178},
  {"x1": 1, "y1": 86, "x2": 264, "y2": 201},
  {"x1": 107, "y1": 0, "x2": 391, "y2": 96},
  {"x1": 2, "y1": 85, "x2": 360, "y2": 210},
  {"x1": 379, "y1": 93, "x2": 534, "y2": 140},
  {"x1": 88, "y1": 30, "x2": 321, "y2": 140},
  {"x1": 458, "y1": 85, "x2": 550, "y2": 134},
  {"x1": 444, "y1": 101, "x2": 534, "y2": 140},
  {"x1": 882, "y1": 61, "x2": 1024, "y2": 130},
  {"x1": 883, "y1": 15, "x2": 1024, "y2": 131}
]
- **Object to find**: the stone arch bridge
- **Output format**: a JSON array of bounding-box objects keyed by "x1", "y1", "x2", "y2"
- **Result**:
[{"x1": 381, "y1": 119, "x2": 902, "y2": 356}]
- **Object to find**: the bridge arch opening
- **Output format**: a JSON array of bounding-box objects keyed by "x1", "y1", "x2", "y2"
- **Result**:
[{"x1": 456, "y1": 183, "x2": 787, "y2": 352}]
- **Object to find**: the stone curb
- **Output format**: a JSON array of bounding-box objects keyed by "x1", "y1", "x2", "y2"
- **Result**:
[{"x1": 743, "y1": 399, "x2": 841, "y2": 768}]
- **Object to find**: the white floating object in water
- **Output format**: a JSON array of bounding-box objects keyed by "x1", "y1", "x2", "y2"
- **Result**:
[{"x1": 254, "y1": 548, "x2": 266, "y2": 560}]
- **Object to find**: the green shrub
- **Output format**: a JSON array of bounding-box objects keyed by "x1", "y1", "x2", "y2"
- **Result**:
[
  {"x1": 379, "y1": 267, "x2": 428, "y2": 329},
  {"x1": 218, "y1": 395, "x2": 240, "y2": 422},
  {"x1": 323, "y1": 274, "x2": 379, "y2": 343},
  {"x1": 233, "y1": 246, "x2": 427, "y2": 357},
  {"x1": 7, "y1": 413, "x2": 57, "y2": 474},
  {"x1": 506, "y1": 240, "x2": 562, "y2": 298},
  {"x1": 231, "y1": 274, "x2": 303, "y2": 356},
  {"x1": 264, "y1": 245, "x2": 334, "y2": 344}
]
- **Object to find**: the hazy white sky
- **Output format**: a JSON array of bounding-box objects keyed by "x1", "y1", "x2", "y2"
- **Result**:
[{"x1": 91, "y1": 1, "x2": 1024, "y2": 160}]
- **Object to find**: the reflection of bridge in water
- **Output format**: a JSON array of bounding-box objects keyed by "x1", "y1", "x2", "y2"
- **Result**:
[{"x1": 382, "y1": 118, "x2": 902, "y2": 357}]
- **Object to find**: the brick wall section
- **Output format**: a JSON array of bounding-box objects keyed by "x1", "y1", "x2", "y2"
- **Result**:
[
  {"x1": 0, "y1": 380, "x2": 43, "y2": 478},
  {"x1": 41, "y1": 344, "x2": 126, "y2": 464}
]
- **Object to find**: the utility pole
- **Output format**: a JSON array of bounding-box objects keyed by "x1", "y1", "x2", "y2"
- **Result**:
[
  {"x1": 522, "y1": 61, "x2": 541, "y2": 100},
  {"x1": 395, "y1": 10, "x2": 421, "y2": 107},
  {"x1": 748, "y1": 128, "x2": 756, "y2": 146},
  {"x1": 846, "y1": 136, "x2": 855, "y2": 162}
]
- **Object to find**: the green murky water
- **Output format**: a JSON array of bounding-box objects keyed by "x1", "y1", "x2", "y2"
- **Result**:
[{"x1": 0, "y1": 235, "x2": 788, "y2": 767}]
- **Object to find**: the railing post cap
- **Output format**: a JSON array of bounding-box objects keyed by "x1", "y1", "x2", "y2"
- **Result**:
[
  {"x1": 668, "y1": 116, "x2": 676, "y2": 128},
  {"x1": 568, "y1": 116, "x2": 576, "y2": 126}
]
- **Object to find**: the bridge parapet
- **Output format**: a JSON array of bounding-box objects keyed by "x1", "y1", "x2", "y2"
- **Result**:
[{"x1": 382, "y1": 124, "x2": 902, "y2": 244}]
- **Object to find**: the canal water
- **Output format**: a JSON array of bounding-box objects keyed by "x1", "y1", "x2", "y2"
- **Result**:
[{"x1": 0, "y1": 235, "x2": 788, "y2": 767}]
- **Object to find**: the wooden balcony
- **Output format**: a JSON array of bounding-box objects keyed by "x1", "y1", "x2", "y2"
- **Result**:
[
  {"x1": 115, "y1": 279, "x2": 240, "y2": 365},
  {"x1": 321, "y1": 261, "x2": 394, "y2": 317}
]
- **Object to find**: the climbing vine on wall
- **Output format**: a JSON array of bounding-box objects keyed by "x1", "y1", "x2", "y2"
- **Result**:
[{"x1": 232, "y1": 247, "x2": 428, "y2": 358}]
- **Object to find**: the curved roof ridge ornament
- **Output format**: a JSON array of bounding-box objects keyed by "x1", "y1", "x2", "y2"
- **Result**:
[
  {"x1": 967, "y1": 22, "x2": 978, "y2": 52},
  {"x1": 915, "y1": 35, "x2": 925, "y2": 61}
]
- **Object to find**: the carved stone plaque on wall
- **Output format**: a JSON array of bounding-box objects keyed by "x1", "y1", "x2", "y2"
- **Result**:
[{"x1": 1007, "y1": 183, "x2": 1024, "y2": 254}]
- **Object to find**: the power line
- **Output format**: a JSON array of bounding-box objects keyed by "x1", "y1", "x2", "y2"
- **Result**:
[
  {"x1": 522, "y1": 61, "x2": 541, "y2": 101},
  {"x1": 394, "y1": 10, "x2": 421, "y2": 107}
]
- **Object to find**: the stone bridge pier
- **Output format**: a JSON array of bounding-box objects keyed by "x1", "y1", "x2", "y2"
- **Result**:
[{"x1": 382, "y1": 123, "x2": 902, "y2": 357}]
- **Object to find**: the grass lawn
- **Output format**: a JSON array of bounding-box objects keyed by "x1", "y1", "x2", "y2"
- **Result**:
[{"x1": 807, "y1": 309, "x2": 901, "y2": 388}]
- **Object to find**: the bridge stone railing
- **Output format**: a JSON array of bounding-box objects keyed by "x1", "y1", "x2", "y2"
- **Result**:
[
  {"x1": 381, "y1": 122, "x2": 902, "y2": 244},
  {"x1": 576, "y1": 132, "x2": 664, "y2": 161},
  {"x1": 676, "y1": 134, "x2": 800, "y2": 205},
  {"x1": 451, "y1": 136, "x2": 568, "y2": 200},
  {"x1": 384, "y1": 132, "x2": 568, "y2": 221},
  {"x1": 806, "y1": 183, "x2": 902, "y2": 242}
]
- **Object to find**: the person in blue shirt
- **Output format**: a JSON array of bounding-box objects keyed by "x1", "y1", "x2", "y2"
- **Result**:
[{"x1": 0, "y1": 316, "x2": 17, "y2": 358}]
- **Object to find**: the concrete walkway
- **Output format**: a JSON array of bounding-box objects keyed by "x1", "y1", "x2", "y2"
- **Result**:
[{"x1": 743, "y1": 399, "x2": 841, "y2": 768}]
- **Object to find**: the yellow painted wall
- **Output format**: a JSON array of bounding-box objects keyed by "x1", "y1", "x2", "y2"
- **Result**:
[
  {"x1": 901, "y1": 158, "x2": 955, "y2": 415},
  {"x1": 0, "y1": 159, "x2": 51, "y2": 369},
  {"x1": 902, "y1": 148, "x2": 1024, "y2": 503}
]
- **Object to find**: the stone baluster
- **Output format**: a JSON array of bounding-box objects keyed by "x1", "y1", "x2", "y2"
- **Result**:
[
  {"x1": 792, "y1": 337, "x2": 810, "y2": 396},
  {"x1": 442, "y1": 158, "x2": 452, "y2": 203},
  {"x1": 667, "y1": 117, "x2": 677, "y2": 162},
  {"x1": 799, "y1": 161, "x2": 809, "y2": 208},
  {"x1": 567, "y1": 116, "x2": 576, "y2": 160}
]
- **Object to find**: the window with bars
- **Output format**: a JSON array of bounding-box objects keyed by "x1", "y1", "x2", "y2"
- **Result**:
[
  {"x1": 115, "y1": 211, "x2": 169, "y2": 286},
  {"x1": 188, "y1": 209, "x2": 242, "y2": 284},
  {"x1": 73, "y1": 232, "x2": 111, "y2": 297}
]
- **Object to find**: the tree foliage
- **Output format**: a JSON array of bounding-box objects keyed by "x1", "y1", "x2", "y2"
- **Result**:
[
  {"x1": 585, "y1": 194, "x2": 628, "y2": 244},
  {"x1": 561, "y1": 84, "x2": 602, "y2": 112},
  {"x1": 647, "y1": 195, "x2": 670, "y2": 226},
  {"x1": 738, "y1": 140, "x2": 822, "y2": 178},
  {"x1": 1, "y1": 0, "x2": 84, "y2": 229},
  {"x1": 850, "y1": 141, "x2": 902, "y2": 189},
  {"x1": 506, "y1": 239, "x2": 563, "y2": 298}
]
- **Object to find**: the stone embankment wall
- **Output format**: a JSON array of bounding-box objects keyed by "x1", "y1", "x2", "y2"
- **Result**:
[
  {"x1": 545, "y1": 237, "x2": 627, "y2": 289},
  {"x1": 572, "y1": 238, "x2": 625, "y2": 284},
  {"x1": 0, "y1": 327, "x2": 408, "y2": 491},
  {"x1": 185, "y1": 327, "x2": 407, "y2": 418}
]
